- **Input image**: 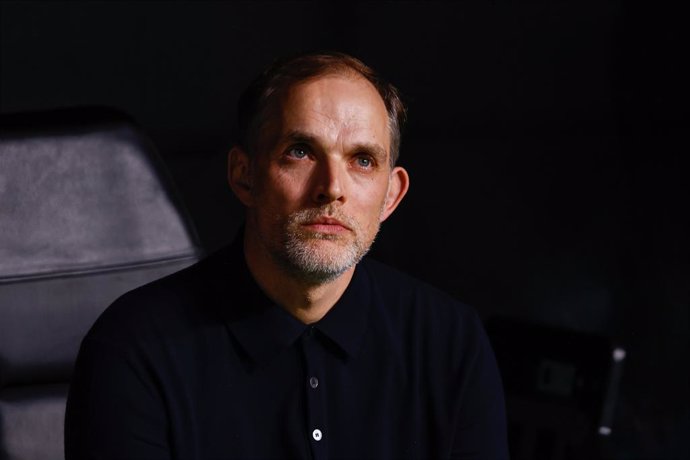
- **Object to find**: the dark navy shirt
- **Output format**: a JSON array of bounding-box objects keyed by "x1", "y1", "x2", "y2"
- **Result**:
[{"x1": 65, "y1": 237, "x2": 508, "y2": 459}]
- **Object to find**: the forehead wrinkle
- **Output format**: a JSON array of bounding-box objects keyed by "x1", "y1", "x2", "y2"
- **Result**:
[
  {"x1": 282, "y1": 129, "x2": 387, "y2": 164},
  {"x1": 288, "y1": 104, "x2": 361, "y2": 143},
  {"x1": 281, "y1": 110, "x2": 378, "y2": 147},
  {"x1": 277, "y1": 75, "x2": 390, "y2": 157},
  {"x1": 281, "y1": 123, "x2": 386, "y2": 161}
]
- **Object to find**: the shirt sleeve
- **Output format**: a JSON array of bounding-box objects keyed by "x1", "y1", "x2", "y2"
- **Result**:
[
  {"x1": 450, "y1": 314, "x2": 510, "y2": 460},
  {"x1": 65, "y1": 336, "x2": 171, "y2": 460}
]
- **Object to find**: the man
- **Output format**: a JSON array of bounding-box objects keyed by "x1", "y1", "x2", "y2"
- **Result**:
[{"x1": 65, "y1": 52, "x2": 509, "y2": 459}]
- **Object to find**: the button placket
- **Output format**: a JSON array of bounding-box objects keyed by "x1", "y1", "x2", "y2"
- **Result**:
[{"x1": 301, "y1": 329, "x2": 328, "y2": 459}]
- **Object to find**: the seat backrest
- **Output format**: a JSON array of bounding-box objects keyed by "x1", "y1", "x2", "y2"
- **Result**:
[{"x1": 0, "y1": 108, "x2": 202, "y2": 460}]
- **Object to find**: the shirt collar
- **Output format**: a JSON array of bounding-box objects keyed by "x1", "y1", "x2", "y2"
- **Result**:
[{"x1": 215, "y1": 233, "x2": 373, "y2": 366}]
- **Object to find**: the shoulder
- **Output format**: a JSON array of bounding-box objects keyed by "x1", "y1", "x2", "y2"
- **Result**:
[
  {"x1": 361, "y1": 257, "x2": 478, "y2": 321},
  {"x1": 359, "y1": 258, "x2": 497, "y2": 391},
  {"x1": 360, "y1": 257, "x2": 485, "y2": 347},
  {"x1": 84, "y1": 246, "x2": 232, "y2": 348}
]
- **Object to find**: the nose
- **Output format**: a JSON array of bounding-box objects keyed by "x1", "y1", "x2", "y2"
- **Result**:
[{"x1": 311, "y1": 158, "x2": 346, "y2": 205}]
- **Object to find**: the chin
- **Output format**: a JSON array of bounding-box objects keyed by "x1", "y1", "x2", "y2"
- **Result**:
[{"x1": 281, "y1": 239, "x2": 366, "y2": 283}]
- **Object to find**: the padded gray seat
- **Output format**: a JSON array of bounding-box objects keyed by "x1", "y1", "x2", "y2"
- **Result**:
[{"x1": 0, "y1": 108, "x2": 202, "y2": 460}]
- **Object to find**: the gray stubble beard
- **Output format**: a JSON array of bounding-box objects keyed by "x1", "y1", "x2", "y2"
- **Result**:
[{"x1": 275, "y1": 205, "x2": 381, "y2": 285}]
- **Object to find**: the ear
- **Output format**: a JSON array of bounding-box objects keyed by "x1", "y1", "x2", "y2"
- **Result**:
[
  {"x1": 380, "y1": 166, "x2": 410, "y2": 222},
  {"x1": 228, "y1": 146, "x2": 254, "y2": 207}
]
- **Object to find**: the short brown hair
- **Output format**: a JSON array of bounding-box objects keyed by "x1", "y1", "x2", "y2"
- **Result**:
[{"x1": 237, "y1": 51, "x2": 406, "y2": 167}]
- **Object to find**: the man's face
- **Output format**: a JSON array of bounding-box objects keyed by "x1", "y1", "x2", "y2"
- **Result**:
[{"x1": 233, "y1": 74, "x2": 408, "y2": 283}]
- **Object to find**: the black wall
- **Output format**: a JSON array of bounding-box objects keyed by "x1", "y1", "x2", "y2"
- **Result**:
[{"x1": 1, "y1": 2, "x2": 685, "y2": 458}]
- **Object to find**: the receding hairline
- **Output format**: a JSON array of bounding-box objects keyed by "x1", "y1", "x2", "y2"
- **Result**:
[
  {"x1": 256, "y1": 70, "x2": 394, "y2": 158},
  {"x1": 238, "y1": 51, "x2": 406, "y2": 166},
  {"x1": 257, "y1": 71, "x2": 393, "y2": 162}
]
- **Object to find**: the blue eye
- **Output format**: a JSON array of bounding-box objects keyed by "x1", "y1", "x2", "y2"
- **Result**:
[
  {"x1": 356, "y1": 156, "x2": 373, "y2": 168},
  {"x1": 287, "y1": 145, "x2": 309, "y2": 159}
]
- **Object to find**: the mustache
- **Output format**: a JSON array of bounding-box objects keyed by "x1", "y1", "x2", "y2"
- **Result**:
[{"x1": 288, "y1": 206, "x2": 358, "y2": 230}]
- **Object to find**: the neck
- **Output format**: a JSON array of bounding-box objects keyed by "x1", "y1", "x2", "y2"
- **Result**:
[{"x1": 242, "y1": 229, "x2": 354, "y2": 324}]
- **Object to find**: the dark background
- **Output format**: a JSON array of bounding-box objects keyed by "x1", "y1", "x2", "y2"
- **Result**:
[{"x1": 1, "y1": 1, "x2": 686, "y2": 458}]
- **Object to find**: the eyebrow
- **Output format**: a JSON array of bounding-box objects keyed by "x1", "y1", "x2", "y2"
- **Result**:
[
  {"x1": 284, "y1": 130, "x2": 317, "y2": 145},
  {"x1": 283, "y1": 130, "x2": 388, "y2": 163}
]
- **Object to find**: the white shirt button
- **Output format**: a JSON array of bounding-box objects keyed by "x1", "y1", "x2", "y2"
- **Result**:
[
  {"x1": 312, "y1": 429, "x2": 322, "y2": 441},
  {"x1": 309, "y1": 377, "x2": 319, "y2": 388}
]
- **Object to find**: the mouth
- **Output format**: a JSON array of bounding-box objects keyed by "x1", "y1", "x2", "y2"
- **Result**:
[{"x1": 302, "y1": 216, "x2": 351, "y2": 234}]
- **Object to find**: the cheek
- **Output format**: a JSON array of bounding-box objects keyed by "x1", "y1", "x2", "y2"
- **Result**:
[
  {"x1": 254, "y1": 168, "x2": 308, "y2": 210},
  {"x1": 352, "y1": 188, "x2": 388, "y2": 226}
]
